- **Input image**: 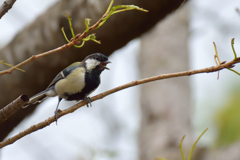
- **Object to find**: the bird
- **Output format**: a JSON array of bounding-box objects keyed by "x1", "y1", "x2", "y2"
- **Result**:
[{"x1": 23, "y1": 53, "x2": 111, "y2": 122}]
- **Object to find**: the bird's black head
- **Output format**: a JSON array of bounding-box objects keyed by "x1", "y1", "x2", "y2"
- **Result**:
[{"x1": 84, "y1": 53, "x2": 111, "y2": 73}]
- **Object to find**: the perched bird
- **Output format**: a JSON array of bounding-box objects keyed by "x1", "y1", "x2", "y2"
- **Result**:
[{"x1": 24, "y1": 53, "x2": 111, "y2": 121}]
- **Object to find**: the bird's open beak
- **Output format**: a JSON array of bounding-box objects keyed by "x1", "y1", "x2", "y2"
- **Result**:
[{"x1": 101, "y1": 61, "x2": 111, "y2": 70}]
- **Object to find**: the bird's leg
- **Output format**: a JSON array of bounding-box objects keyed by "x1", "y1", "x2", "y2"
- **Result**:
[
  {"x1": 84, "y1": 97, "x2": 92, "y2": 107},
  {"x1": 54, "y1": 97, "x2": 62, "y2": 125}
]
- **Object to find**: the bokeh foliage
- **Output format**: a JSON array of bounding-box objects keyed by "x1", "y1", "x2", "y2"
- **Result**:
[{"x1": 215, "y1": 88, "x2": 240, "y2": 147}]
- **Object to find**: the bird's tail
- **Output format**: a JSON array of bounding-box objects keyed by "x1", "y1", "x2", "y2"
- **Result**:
[{"x1": 23, "y1": 90, "x2": 48, "y2": 108}]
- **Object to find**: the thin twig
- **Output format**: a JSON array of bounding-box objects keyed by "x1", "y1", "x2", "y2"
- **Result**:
[
  {"x1": 0, "y1": 14, "x2": 105, "y2": 75},
  {"x1": 0, "y1": 95, "x2": 29, "y2": 124},
  {"x1": 0, "y1": 5, "x2": 104, "y2": 75},
  {"x1": 0, "y1": 0, "x2": 16, "y2": 19},
  {"x1": 0, "y1": 57, "x2": 240, "y2": 148},
  {"x1": 0, "y1": 1, "x2": 147, "y2": 76}
]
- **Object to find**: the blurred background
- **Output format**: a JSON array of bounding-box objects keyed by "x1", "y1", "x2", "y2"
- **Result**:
[{"x1": 1, "y1": 0, "x2": 240, "y2": 160}]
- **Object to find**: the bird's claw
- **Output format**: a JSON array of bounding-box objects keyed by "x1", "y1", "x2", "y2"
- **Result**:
[
  {"x1": 84, "y1": 97, "x2": 92, "y2": 107},
  {"x1": 54, "y1": 109, "x2": 61, "y2": 125}
]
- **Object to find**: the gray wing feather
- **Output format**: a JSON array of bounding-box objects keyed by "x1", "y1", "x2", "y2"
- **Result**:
[{"x1": 47, "y1": 62, "x2": 82, "y2": 88}]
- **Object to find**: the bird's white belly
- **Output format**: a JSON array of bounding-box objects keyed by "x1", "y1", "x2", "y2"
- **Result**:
[{"x1": 54, "y1": 67, "x2": 85, "y2": 97}]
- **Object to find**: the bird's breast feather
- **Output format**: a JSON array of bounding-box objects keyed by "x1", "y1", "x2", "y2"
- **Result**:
[{"x1": 55, "y1": 67, "x2": 86, "y2": 97}]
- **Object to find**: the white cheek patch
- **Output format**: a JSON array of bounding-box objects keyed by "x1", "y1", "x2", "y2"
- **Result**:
[{"x1": 85, "y1": 59, "x2": 100, "y2": 70}]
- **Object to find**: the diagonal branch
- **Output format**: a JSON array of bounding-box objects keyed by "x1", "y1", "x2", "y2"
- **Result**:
[
  {"x1": 0, "y1": 13, "x2": 102, "y2": 75},
  {"x1": 0, "y1": 0, "x2": 16, "y2": 19},
  {"x1": 0, "y1": 1, "x2": 147, "y2": 76},
  {"x1": 1, "y1": 56, "x2": 240, "y2": 148}
]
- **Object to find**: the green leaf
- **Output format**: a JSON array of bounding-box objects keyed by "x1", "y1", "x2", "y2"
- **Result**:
[{"x1": 65, "y1": 12, "x2": 76, "y2": 39}]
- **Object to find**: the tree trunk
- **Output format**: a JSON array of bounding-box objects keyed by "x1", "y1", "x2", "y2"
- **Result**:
[{"x1": 138, "y1": 4, "x2": 192, "y2": 160}]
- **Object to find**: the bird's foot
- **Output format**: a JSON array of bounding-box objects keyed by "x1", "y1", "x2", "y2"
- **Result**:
[
  {"x1": 84, "y1": 97, "x2": 92, "y2": 107},
  {"x1": 54, "y1": 109, "x2": 61, "y2": 125}
]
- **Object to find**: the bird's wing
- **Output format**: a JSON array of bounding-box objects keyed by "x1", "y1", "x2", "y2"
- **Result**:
[{"x1": 47, "y1": 62, "x2": 82, "y2": 88}]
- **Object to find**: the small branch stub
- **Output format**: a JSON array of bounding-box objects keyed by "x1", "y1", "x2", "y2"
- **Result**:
[
  {"x1": 0, "y1": 95, "x2": 29, "y2": 124},
  {"x1": 0, "y1": 0, "x2": 16, "y2": 19}
]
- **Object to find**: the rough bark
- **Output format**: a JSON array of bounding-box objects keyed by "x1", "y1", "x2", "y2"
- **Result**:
[
  {"x1": 0, "y1": 0, "x2": 186, "y2": 141},
  {"x1": 138, "y1": 4, "x2": 192, "y2": 160}
]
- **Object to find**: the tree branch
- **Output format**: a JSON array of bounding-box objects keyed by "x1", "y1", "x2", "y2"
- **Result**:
[
  {"x1": 0, "y1": 56, "x2": 239, "y2": 148},
  {"x1": 0, "y1": 95, "x2": 29, "y2": 124},
  {"x1": 0, "y1": 0, "x2": 16, "y2": 19}
]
